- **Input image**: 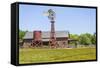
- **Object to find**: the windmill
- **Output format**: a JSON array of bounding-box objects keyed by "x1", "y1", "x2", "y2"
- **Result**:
[{"x1": 44, "y1": 9, "x2": 57, "y2": 48}]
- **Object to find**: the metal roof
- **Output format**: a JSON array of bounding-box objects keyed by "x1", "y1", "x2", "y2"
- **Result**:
[{"x1": 23, "y1": 31, "x2": 69, "y2": 39}]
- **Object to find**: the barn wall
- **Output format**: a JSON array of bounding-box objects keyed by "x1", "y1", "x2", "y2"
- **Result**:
[
  {"x1": 43, "y1": 41, "x2": 48, "y2": 45},
  {"x1": 22, "y1": 37, "x2": 68, "y2": 47},
  {"x1": 23, "y1": 39, "x2": 32, "y2": 43},
  {"x1": 56, "y1": 37, "x2": 68, "y2": 41},
  {"x1": 23, "y1": 39, "x2": 32, "y2": 47}
]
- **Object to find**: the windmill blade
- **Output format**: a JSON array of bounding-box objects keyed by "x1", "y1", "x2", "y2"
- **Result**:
[{"x1": 43, "y1": 11, "x2": 49, "y2": 16}]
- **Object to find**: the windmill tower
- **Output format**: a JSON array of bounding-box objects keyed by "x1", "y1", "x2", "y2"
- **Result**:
[{"x1": 44, "y1": 9, "x2": 57, "y2": 48}]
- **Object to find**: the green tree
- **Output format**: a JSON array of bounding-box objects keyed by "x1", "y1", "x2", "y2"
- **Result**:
[
  {"x1": 70, "y1": 34, "x2": 79, "y2": 40},
  {"x1": 69, "y1": 34, "x2": 79, "y2": 45},
  {"x1": 19, "y1": 30, "x2": 26, "y2": 40},
  {"x1": 79, "y1": 34, "x2": 91, "y2": 45},
  {"x1": 69, "y1": 33, "x2": 95, "y2": 45},
  {"x1": 91, "y1": 33, "x2": 96, "y2": 44}
]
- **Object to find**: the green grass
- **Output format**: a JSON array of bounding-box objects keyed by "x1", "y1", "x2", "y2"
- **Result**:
[{"x1": 19, "y1": 48, "x2": 96, "y2": 64}]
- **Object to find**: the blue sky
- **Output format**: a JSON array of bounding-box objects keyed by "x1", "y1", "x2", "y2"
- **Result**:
[{"x1": 19, "y1": 4, "x2": 96, "y2": 35}]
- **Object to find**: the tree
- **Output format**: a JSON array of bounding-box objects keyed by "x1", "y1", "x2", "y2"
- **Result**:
[
  {"x1": 84, "y1": 33, "x2": 96, "y2": 45},
  {"x1": 70, "y1": 34, "x2": 79, "y2": 40},
  {"x1": 69, "y1": 34, "x2": 79, "y2": 45},
  {"x1": 91, "y1": 33, "x2": 96, "y2": 44},
  {"x1": 69, "y1": 33, "x2": 95, "y2": 45},
  {"x1": 19, "y1": 30, "x2": 26, "y2": 40},
  {"x1": 79, "y1": 34, "x2": 91, "y2": 45}
]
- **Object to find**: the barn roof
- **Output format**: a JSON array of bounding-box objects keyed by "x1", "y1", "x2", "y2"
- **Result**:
[{"x1": 23, "y1": 31, "x2": 69, "y2": 39}]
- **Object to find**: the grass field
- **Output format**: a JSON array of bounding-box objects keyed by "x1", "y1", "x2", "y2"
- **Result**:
[{"x1": 19, "y1": 48, "x2": 96, "y2": 64}]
